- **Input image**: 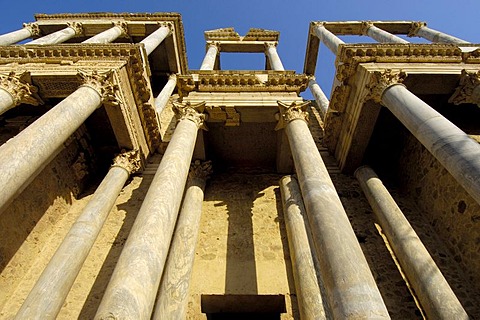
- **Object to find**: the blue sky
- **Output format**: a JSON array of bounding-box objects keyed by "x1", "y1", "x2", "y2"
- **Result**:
[{"x1": 1, "y1": 0, "x2": 478, "y2": 99}]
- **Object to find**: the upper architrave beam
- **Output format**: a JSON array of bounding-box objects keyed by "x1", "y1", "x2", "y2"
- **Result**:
[{"x1": 203, "y1": 28, "x2": 280, "y2": 53}]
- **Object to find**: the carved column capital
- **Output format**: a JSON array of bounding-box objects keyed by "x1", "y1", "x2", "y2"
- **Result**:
[
  {"x1": 206, "y1": 41, "x2": 221, "y2": 51},
  {"x1": 264, "y1": 41, "x2": 278, "y2": 49},
  {"x1": 276, "y1": 100, "x2": 310, "y2": 130},
  {"x1": 408, "y1": 21, "x2": 426, "y2": 37},
  {"x1": 23, "y1": 22, "x2": 41, "y2": 36},
  {"x1": 366, "y1": 69, "x2": 407, "y2": 103},
  {"x1": 189, "y1": 160, "x2": 212, "y2": 181},
  {"x1": 158, "y1": 21, "x2": 174, "y2": 32},
  {"x1": 449, "y1": 70, "x2": 480, "y2": 105},
  {"x1": 361, "y1": 21, "x2": 374, "y2": 35},
  {"x1": 173, "y1": 101, "x2": 208, "y2": 130},
  {"x1": 168, "y1": 73, "x2": 177, "y2": 81},
  {"x1": 113, "y1": 21, "x2": 129, "y2": 37},
  {"x1": 78, "y1": 70, "x2": 120, "y2": 105},
  {"x1": 0, "y1": 71, "x2": 43, "y2": 106},
  {"x1": 112, "y1": 149, "x2": 141, "y2": 174},
  {"x1": 67, "y1": 22, "x2": 84, "y2": 35}
]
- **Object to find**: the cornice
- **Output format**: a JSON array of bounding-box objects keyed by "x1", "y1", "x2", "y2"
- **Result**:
[{"x1": 34, "y1": 12, "x2": 182, "y2": 21}]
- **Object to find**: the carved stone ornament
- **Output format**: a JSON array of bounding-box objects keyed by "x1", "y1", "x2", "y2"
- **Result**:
[
  {"x1": 206, "y1": 41, "x2": 221, "y2": 52},
  {"x1": 173, "y1": 101, "x2": 208, "y2": 130},
  {"x1": 113, "y1": 21, "x2": 129, "y2": 37},
  {"x1": 23, "y1": 22, "x2": 41, "y2": 36},
  {"x1": 408, "y1": 21, "x2": 427, "y2": 37},
  {"x1": 112, "y1": 149, "x2": 141, "y2": 174},
  {"x1": 158, "y1": 21, "x2": 174, "y2": 32},
  {"x1": 189, "y1": 160, "x2": 213, "y2": 181},
  {"x1": 360, "y1": 21, "x2": 374, "y2": 35},
  {"x1": 0, "y1": 71, "x2": 43, "y2": 106},
  {"x1": 264, "y1": 41, "x2": 278, "y2": 49},
  {"x1": 77, "y1": 69, "x2": 120, "y2": 105},
  {"x1": 275, "y1": 100, "x2": 310, "y2": 130},
  {"x1": 365, "y1": 69, "x2": 407, "y2": 103},
  {"x1": 67, "y1": 22, "x2": 84, "y2": 35},
  {"x1": 449, "y1": 70, "x2": 480, "y2": 105}
]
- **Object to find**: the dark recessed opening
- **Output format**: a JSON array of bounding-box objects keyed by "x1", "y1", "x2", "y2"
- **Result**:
[{"x1": 201, "y1": 294, "x2": 286, "y2": 320}]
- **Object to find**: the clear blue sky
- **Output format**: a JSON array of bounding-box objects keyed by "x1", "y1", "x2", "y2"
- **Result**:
[{"x1": 1, "y1": 0, "x2": 478, "y2": 99}]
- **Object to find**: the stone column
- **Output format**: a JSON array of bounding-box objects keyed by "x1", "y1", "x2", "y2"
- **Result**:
[
  {"x1": 140, "y1": 23, "x2": 172, "y2": 56},
  {"x1": 95, "y1": 102, "x2": 206, "y2": 320},
  {"x1": 15, "y1": 150, "x2": 140, "y2": 320},
  {"x1": 368, "y1": 69, "x2": 480, "y2": 205},
  {"x1": 276, "y1": 101, "x2": 389, "y2": 319},
  {"x1": 153, "y1": 160, "x2": 212, "y2": 320},
  {"x1": 200, "y1": 42, "x2": 219, "y2": 70},
  {"x1": 308, "y1": 76, "x2": 329, "y2": 119},
  {"x1": 279, "y1": 175, "x2": 325, "y2": 320},
  {"x1": 449, "y1": 70, "x2": 480, "y2": 106},
  {"x1": 26, "y1": 22, "x2": 83, "y2": 45},
  {"x1": 0, "y1": 23, "x2": 40, "y2": 45},
  {"x1": 265, "y1": 42, "x2": 285, "y2": 71},
  {"x1": 355, "y1": 166, "x2": 468, "y2": 320},
  {"x1": 154, "y1": 74, "x2": 177, "y2": 115},
  {"x1": 312, "y1": 22, "x2": 345, "y2": 55},
  {"x1": 361, "y1": 21, "x2": 409, "y2": 44},
  {"x1": 0, "y1": 70, "x2": 116, "y2": 214},
  {"x1": 83, "y1": 22, "x2": 128, "y2": 44},
  {"x1": 0, "y1": 71, "x2": 42, "y2": 116},
  {"x1": 409, "y1": 22, "x2": 469, "y2": 44}
]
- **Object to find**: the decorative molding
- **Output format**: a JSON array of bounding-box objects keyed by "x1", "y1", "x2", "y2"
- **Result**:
[
  {"x1": 365, "y1": 69, "x2": 407, "y2": 103},
  {"x1": 173, "y1": 101, "x2": 207, "y2": 130},
  {"x1": 408, "y1": 21, "x2": 427, "y2": 37},
  {"x1": 78, "y1": 69, "x2": 120, "y2": 105},
  {"x1": 189, "y1": 160, "x2": 212, "y2": 181},
  {"x1": 276, "y1": 100, "x2": 310, "y2": 130},
  {"x1": 67, "y1": 22, "x2": 84, "y2": 35},
  {"x1": 112, "y1": 149, "x2": 141, "y2": 174},
  {"x1": 449, "y1": 70, "x2": 480, "y2": 105},
  {"x1": 360, "y1": 21, "x2": 374, "y2": 36},
  {"x1": 113, "y1": 21, "x2": 129, "y2": 37},
  {"x1": 0, "y1": 71, "x2": 43, "y2": 106},
  {"x1": 23, "y1": 23, "x2": 41, "y2": 37}
]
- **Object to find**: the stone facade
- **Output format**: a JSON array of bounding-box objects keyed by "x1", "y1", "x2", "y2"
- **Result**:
[{"x1": 0, "y1": 14, "x2": 479, "y2": 319}]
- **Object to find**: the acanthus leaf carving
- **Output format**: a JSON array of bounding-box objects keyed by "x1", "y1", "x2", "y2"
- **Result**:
[
  {"x1": 449, "y1": 70, "x2": 480, "y2": 106},
  {"x1": 0, "y1": 71, "x2": 43, "y2": 106},
  {"x1": 365, "y1": 69, "x2": 407, "y2": 103},
  {"x1": 112, "y1": 149, "x2": 141, "y2": 174},
  {"x1": 275, "y1": 100, "x2": 310, "y2": 130},
  {"x1": 67, "y1": 22, "x2": 84, "y2": 35},
  {"x1": 113, "y1": 21, "x2": 129, "y2": 37},
  {"x1": 77, "y1": 69, "x2": 121, "y2": 106},
  {"x1": 23, "y1": 23, "x2": 41, "y2": 37},
  {"x1": 173, "y1": 101, "x2": 208, "y2": 130},
  {"x1": 408, "y1": 21, "x2": 427, "y2": 37}
]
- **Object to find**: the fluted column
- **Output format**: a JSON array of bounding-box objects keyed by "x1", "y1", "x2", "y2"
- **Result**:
[
  {"x1": 95, "y1": 102, "x2": 207, "y2": 320},
  {"x1": 449, "y1": 70, "x2": 480, "y2": 106},
  {"x1": 276, "y1": 101, "x2": 389, "y2": 319},
  {"x1": 265, "y1": 42, "x2": 285, "y2": 71},
  {"x1": 0, "y1": 23, "x2": 40, "y2": 45},
  {"x1": 26, "y1": 22, "x2": 83, "y2": 45},
  {"x1": 154, "y1": 74, "x2": 177, "y2": 115},
  {"x1": 279, "y1": 175, "x2": 325, "y2": 320},
  {"x1": 409, "y1": 22, "x2": 469, "y2": 44},
  {"x1": 83, "y1": 22, "x2": 128, "y2": 44},
  {"x1": 312, "y1": 22, "x2": 345, "y2": 55},
  {"x1": 355, "y1": 166, "x2": 468, "y2": 320},
  {"x1": 0, "y1": 70, "x2": 117, "y2": 213},
  {"x1": 15, "y1": 150, "x2": 140, "y2": 320},
  {"x1": 308, "y1": 76, "x2": 329, "y2": 119},
  {"x1": 0, "y1": 71, "x2": 42, "y2": 115},
  {"x1": 140, "y1": 23, "x2": 172, "y2": 56},
  {"x1": 200, "y1": 42, "x2": 219, "y2": 70},
  {"x1": 368, "y1": 69, "x2": 480, "y2": 205},
  {"x1": 361, "y1": 21, "x2": 409, "y2": 44},
  {"x1": 153, "y1": 160, "x2": 212, "y2": 320}
]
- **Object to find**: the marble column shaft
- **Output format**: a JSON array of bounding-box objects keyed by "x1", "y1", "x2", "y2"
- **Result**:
[
  {"x1": 0, "y1": 89, "x2": 15, "y2": 114},
  {"x1": 279, "y1": 175, "x2": 325, "y2": 320},
  {"x1": 265, "y1": 43, "x2": 285, "y2": 71},
  {"x1": 355, "y1": 166, "x2": 468, "y2": 320},
  {"x1": 83, "y1": 24, "x2": 126, "y2": 44},
  {"x1": 415, "y1": 26, "x2": 468, "y2": 44},
  {"x1": 379, "y1": 79, "x2": 480, "y2": 205},
  {"x1": 0, "y1": 71, "x2": 112, "y2": 213},
  {"x1": 153, "y1": 161, "x2": 211, "y2": 320},
  {"x1": 0, "y1": 23, "x2": 38, "y2": 45},
  {"x1": 200, "y1": 43, "x2": 219, "y2": 70},
  {"x1": 27, "y1": 24, "x2": 81, "y2": 45},
  {"x1": 308, "y1": 77, "x2": 329, "y2": 119},
  {"x1": 363, "y1": 23, "x2": 409, "y2": 44},
  {"x1": 154, "y1": 74, "x2": 177, "y2": 115},
  {"x1": 15, "y1": 152, "x2": 139, "y2": 320},
  {"x1": 312, "y1": 23, "x2": 345, "y2": 55},
  {"x1": 278, "y1": 102, "x2": 389, "y2": 319},
  {"x1": 140, "y1": 24, "x2": 172, "y2": 56},
  {"x1": 95, "y1": 104, "x2": 205, "y2": 320}
]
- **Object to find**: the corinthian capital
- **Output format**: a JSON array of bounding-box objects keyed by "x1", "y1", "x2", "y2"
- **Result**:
[
  {"x1": 23, "y1": 22, "x2": 41, "y2": 36},
  {"x1": 360, "y1": 21, "x2": 374, "y2": 35},
  {"x1": 408, "y1": 21, "x2": 426, "y2": 37},
  {"x1": 189, "y1": 160, "x2": 212, "y2": 181},
  {"x1": 113, "y1": 21, "x2": 129, "y2": 37},
  {"x1": 173, "y1": 101, "x2": 208, "y2": 130},
  {"x1": 0, "y1": 71, "x2": 43, "y2": 106},
  {"x1": 275, "y1": 100, "x2": 310, "y2": 130},
  {"x1": 78, "y1": 70, "x2": 120, "y2": 105},
  {"x1": 366, "y1": 69, "x2": 407, "y2": 103},
  {"x1": 67, "y1": 22, "x2": 84, "y2": 35},
  {"x1": 449, "y1": 70, "x2": 480, "y2": 106},
  {"x1": 112, "y1": 149, "x2": 141, "y2": 174}
]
